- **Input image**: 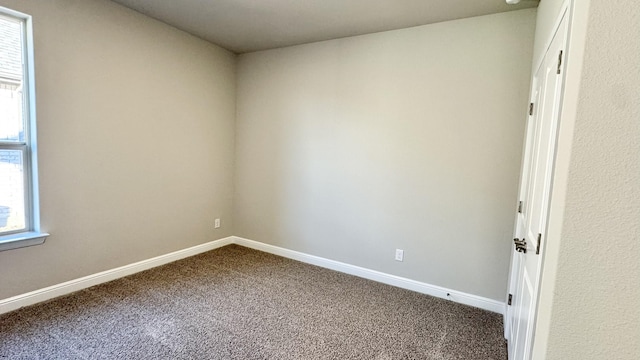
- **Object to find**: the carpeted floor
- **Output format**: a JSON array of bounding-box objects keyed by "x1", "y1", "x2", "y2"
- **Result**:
[{"x1": 0, "y1": 245, "x2": 506, "y2": 359}]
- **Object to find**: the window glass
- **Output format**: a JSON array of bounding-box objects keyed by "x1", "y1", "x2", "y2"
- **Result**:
[
  {"x1": 0, "y1": 149, "x2": 25, "y2": 232},
  {"x1": 0, "y1": 13, "x2": 30, "y2": 236}
]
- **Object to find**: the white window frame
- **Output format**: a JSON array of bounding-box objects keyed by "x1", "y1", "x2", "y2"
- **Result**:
[{"x1": 0, "y1": 6, "x2": 48, "y2": 251}]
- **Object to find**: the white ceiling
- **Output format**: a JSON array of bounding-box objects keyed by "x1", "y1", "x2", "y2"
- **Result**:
[{"x1": 111, "y1": 0, "x2": 538, "y2": 54}]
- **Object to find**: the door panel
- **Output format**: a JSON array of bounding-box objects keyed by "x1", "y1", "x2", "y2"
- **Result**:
[{"x1": 507, "y1": 12, "x2": 568, "y2": 360}]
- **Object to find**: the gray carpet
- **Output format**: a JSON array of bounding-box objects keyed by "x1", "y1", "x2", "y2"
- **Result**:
[{"x1": 0, "y1": 245, "x2": 506, "y2": 359}]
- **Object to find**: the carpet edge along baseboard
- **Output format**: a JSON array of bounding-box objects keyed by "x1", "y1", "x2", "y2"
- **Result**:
[{"x1": 0, "y1": 236, "x2": 505, "y2": 315}]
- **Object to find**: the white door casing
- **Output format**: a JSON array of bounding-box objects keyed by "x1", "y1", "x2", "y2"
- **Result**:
[{"x1": 506, "y1": 11, "x2": 569, "y2": 360}]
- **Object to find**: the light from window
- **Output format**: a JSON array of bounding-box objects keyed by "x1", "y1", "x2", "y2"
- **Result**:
[{"x1": 0, "y1": 7, "x2": 47, "y2": 250}]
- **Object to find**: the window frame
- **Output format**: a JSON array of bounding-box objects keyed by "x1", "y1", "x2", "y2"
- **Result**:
[{"x1": 0, "y1": 6, "x2": 48, "y2": 251}]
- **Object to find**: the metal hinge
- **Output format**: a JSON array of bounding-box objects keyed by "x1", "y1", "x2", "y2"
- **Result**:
[
  {"x1": 517, "y1": 201, "x2": 523, "y2": 213},
  {"x1": 536, "y1": 233, "x2": 542, "y2": 255},
  {"x1": 529, "y1": 103, "x2": 534, "y2": 116},
  {"x1": 508, "y1": 294, "x2": 513, "y2": 306},
  {"x1": 557, "y1": 50, "x2": 564, "y2": 74}
]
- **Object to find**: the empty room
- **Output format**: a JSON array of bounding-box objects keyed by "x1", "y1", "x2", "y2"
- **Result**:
[{"x1": 0, "y1": 0, "x2": 637, "y2": 359}]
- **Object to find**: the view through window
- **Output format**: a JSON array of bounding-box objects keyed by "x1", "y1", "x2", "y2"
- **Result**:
[
  {"x1": 0, "y1": 6, "x2": 47, "y2": 250},
  {"x1": 0, "y1": 12, "x2": 30, "y2": 236}
]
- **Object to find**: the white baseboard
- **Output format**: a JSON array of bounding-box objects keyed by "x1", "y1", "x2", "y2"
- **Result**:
[
  {"x1": 0, "y1": 235, "x2": 504, "y2": 316},
  {"x1": 0, "y1": 236, "x2": 234, "y2": 315},
  {"x1": 233, "y1": 236, "x2": 505, "y2": 315}
]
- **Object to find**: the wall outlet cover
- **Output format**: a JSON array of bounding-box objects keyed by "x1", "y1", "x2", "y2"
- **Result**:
[{"x1": 395, "y1": 249, "x2": 404, "y2": 262}]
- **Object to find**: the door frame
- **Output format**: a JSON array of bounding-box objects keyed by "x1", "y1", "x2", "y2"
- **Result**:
[
  {"x1": 504, "y1": 2, "x2": 572, "y2": 357},
  {"x1": 528, "y1": 0, "x2": 593, "y2": 357}
]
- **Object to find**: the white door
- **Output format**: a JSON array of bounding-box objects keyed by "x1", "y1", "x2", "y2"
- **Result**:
[{"x1": 506, "y1": 12, "x2": 568, "y2": 360}]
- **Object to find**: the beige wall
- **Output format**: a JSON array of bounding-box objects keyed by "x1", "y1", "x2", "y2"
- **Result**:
[
  {"x1": 543, "y1": 0, "x2": 640, "y2": 358},
  {"x1": 235, "y1": 9, "x2": 536, "y2": 301},
  {"x1": 0, "y1": 0, "x2": 236, "y2": 299}
]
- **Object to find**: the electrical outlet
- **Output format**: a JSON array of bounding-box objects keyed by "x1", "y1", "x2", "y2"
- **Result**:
[
  {"x1": 395, "y1": 249, "x2": 404, "y2": 262},
  {"x1": 214, "y1": 218, "x2": 221, "y2": 229}
]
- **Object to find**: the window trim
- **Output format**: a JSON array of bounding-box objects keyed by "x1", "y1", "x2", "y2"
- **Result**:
[{"x1": 0, "y1": 6, "x2": 48, "y2": 251}]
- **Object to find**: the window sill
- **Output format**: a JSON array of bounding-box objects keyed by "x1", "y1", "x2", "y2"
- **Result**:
[{"x1": 0, "y1": 232, "x2": 49, "y2": 252}]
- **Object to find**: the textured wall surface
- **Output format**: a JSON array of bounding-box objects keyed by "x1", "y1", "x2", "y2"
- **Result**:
[
  {"x1": 0, "y1": 0, "x2": 236, "y2": 299},
  {"x1": 235, "y1": 10, "x2": 536, "y2": 301},
  {"x1": 545, "y1": 0, "x2": 640, "y2": 358}
]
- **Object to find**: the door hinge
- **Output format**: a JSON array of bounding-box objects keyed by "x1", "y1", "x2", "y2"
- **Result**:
[
  {"x1": 517, "y1": 201, "x2": 523, "y2": 213},
  {"x1": 557, "y1": 50, "x2": 564, "y2": 74},
  {"x1": 529, "y1": 103, "x2": 534, "y2": 116},
  {"x1": 536, "y1": 233, "x2": 542, "y2": 255},
  {"x1": 508, "y1": 294, "x2": 513, "y2": 306}
]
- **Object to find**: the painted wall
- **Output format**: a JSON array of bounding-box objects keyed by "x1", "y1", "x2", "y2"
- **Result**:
[
  {"x1": 543, "y1": 0, "x2": 640, "y2": 358},
  {"x1": 0, "y1": 0, "x2": 236, "y2": 299},
  {"x1": 235, "y1": 9, "x2": 536, "y2": 301}
]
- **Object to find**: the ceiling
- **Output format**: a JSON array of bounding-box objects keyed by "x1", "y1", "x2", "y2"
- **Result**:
[{"x1": 111, "y1": 0, "x2": 538, "y2": 54}]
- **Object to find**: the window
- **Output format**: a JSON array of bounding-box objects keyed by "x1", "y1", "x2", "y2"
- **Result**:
[{"x1": 0, "y1": 6, "x2": 47, "y2": 251}]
